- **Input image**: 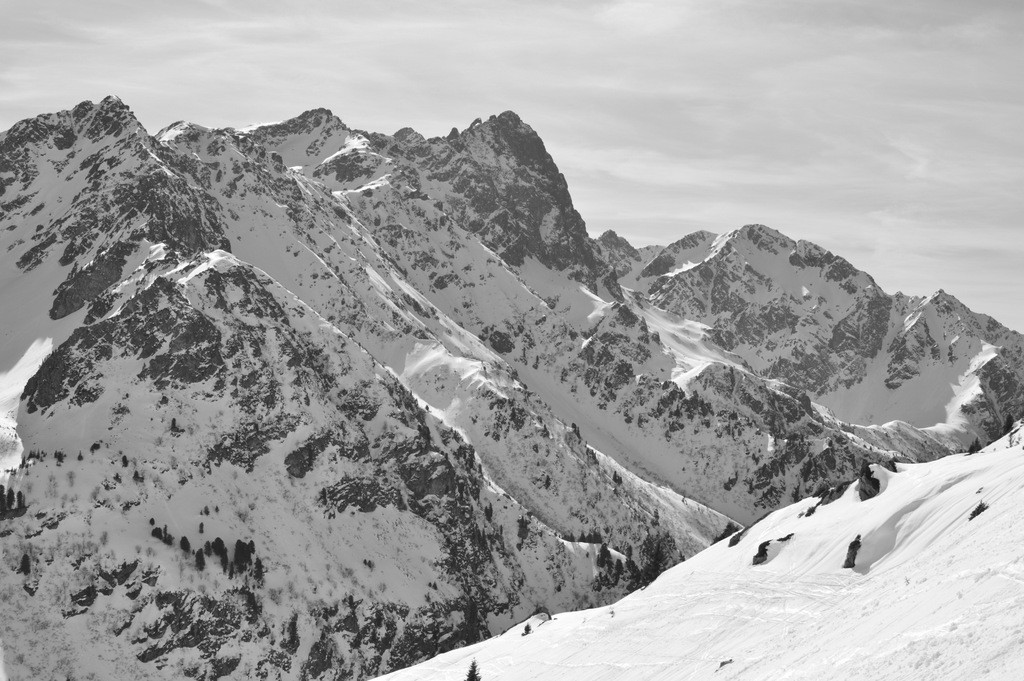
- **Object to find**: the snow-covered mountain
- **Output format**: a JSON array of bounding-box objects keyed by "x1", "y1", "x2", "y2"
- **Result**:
[
  {"x1": 0, "y1": 96, "x2": 1021, "y2": 679},
  {"x1": 615, "y1": 224, "x2": 1024, "y2": 440},
  {"x1": 380, "y1": 424, "x2": 1024, "y2": 680}
]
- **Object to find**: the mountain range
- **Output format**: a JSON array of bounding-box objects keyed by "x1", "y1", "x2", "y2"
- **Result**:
[{"x1": 0, "y1": 96, "x2": 1021, "y2": 680}]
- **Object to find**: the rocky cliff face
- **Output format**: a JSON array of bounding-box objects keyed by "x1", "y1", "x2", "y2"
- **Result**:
[{"x1": 0, "y1": 97, "x2": 1021, "y2": 681}]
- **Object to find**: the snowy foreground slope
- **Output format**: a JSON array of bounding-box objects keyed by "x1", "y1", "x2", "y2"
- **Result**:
[{"x1": 381, "y1": 426, "x2": 1024, "y2": 681}]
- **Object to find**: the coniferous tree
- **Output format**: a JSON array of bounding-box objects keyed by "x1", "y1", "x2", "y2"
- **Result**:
[
  {"x1": 597, "y1": 543, "x2": 611, "y2": 569},
  {"x1": 713, "y1": 522, "x2": 741, "y2": 544},
  {"x1": 233, "y1": 539, "x2": 254, "y2": 572},
  {"x1": 517, "y1": 516, "x2": 529, "y2": 541},
  {"x1": 1005, "y1": 414, "x2": 1016, "y2": 435},
  {"x1": 465, "y1": 659, "x2": 482, "y2": 681},
  {"x1": 18, "y1": 553, "x2": 30, "y2": 575},
  {"x1": 17, "y1": 491, "x2": 25, "y2": 509},
  {"x1": 180, "y1": 536, "x2": 191, "y2": 553},
  {"x1": 969, "y1": 501, "x2": 989, "y2": 520},
  {"x1": 195, "y1": 549, "x2": 205, "y2": 571},
  {"x1": 635, "y1": 530, "x2": 677, "y2": 588},
  {"x1": 287, "y1": 614, "x2": 299, "y2": 650}
]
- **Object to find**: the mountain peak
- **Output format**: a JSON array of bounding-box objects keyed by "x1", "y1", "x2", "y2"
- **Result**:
[
  {"x1": 597, "y1": 230, "x2": 638, "y2": 254},
  {"x1": 295, "y1": 106, "x2": 339, "y2": 124},
  {"x1": 461, "y1": 109, "x2": 534, "y2": 138},
  {"x1": 667, "y1": 230, "x2": 717, "y2": 251},
  {"x1": 244, "y1": 107, "x2": 347, "y2": 138},
  {"x1": 71, "y1": 95, "x2": 136, "y2": 123},
  {"x1": 724, "y1": 224, "x2": 793, "y2": 251},
  {"x1": 1, "y1": 95, "x2": 143, "y2": 153},
  {"x1": 393, "y1": 126, "x2": 425, "y2": 144},
  {"x1": 493, "y1": 110, "x2": 524, "y2": 126},
  {"x1": 924, "y1": 288, "x2": 969, "y2": 313},
  {"x1": 99, "y1": 94, "x2": 126, "y2": 109}
]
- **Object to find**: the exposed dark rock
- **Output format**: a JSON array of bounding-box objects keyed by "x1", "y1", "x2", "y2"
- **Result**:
[
  {"x1": 639, "y1": 252, "x2": 676, "y2": 278},
  {"x1": 285, "y1": 432, "x2": 337, "y2": 478},
  {"x1": 71, "y1": 584, "x2": 97, "y2": 607},
  {"x1": 752, "y1": 540, "x2": 771, "y2": 565},
  {"x1": 816, "y1": 480, "x2": 852, "y2": 506},
  {"x1": 858, "y1": 461, "x2": 881, "y2": 501},
  {"x1": 842, "y1": 535, "x2": 862, "y2": 569},
  {"x1": 302, "y1": 628, "x2": 342, "y2": 679}
]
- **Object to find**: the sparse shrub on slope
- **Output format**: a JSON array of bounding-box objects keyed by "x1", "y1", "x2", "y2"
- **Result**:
[{"x1": 969, "y1": 501, "x2": 989, "y2": 520}]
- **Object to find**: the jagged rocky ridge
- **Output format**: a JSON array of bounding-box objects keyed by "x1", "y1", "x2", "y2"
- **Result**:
[
  {"x1": 610, "y1": 225, "x2": 1024, "y2": 439},
  {"x1": 0, "y1": 96, "x2": 1021, "y2": 680}
]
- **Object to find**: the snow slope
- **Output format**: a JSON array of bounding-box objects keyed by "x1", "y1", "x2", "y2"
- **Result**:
[{"x1": 380, "y1": 425, "x2": 1024, "y2": 681}]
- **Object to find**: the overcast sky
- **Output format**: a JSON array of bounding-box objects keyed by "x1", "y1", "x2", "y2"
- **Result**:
[{"x1": 3, "y1": 0, "x2": 1022, "y2": 330}]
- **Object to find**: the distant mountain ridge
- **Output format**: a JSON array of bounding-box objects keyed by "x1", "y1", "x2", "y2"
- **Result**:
[
  {"x1": 608, "y1": 223, "x2": 1024, "y2": 438},
  {"x1": 0, "y1": 96, "x2": 1021, "y2": 680}
]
